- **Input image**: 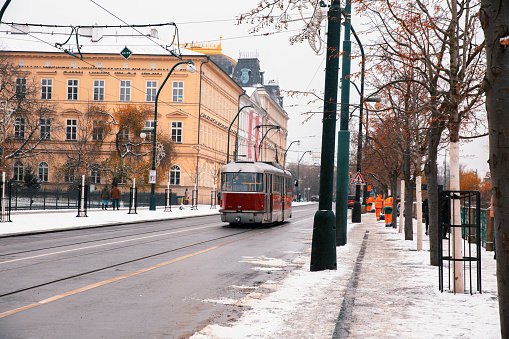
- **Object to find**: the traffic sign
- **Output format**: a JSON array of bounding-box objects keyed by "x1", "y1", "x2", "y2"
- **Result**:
[
  {"x1": 120, "y1": 46, "x2": 132, "y2": 60},
  {"x1": 350, "y1": 171, "x2": 366, "y2": 185}
]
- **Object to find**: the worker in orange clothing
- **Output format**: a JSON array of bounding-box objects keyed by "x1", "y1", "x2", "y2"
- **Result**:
[
  {"x1": 384, "y1": 196, "x2": 394, "y2": 227},
  {"x1": 374, "y1": 195, "x2": 383, "y2": 220},
  {"x1": 366, "y1": 196, "x2": 374, "y2": 212}
]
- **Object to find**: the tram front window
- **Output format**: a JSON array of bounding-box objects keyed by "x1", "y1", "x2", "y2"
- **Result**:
[{"x1": 221, "y1": 173, "x2": 263, "y2": 192}]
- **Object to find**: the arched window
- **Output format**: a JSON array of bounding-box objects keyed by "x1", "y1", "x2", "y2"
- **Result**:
[
  {"x1": 90, "y1": 165, "x2": 101, "y2": 184},
  {"x1": 13, "y1": 161, "x2": 24, "y2": 181},
  {"x1": 38, "y1": 162, "x2": 49, "y2": 182},
  {"x1": 64, "y1": 164, "x2": 75, "y2": 183},
  {"x1": 170, "y1": 165, "x2": 181, "y2": 185}
]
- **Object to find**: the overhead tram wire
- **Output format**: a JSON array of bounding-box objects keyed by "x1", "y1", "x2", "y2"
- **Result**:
[
  {"x1": 88, "y1": 0, "x2": 181, "y2": 56},
  {"x1": 4, "y1": 24, "x2": 190, "y2": 116}
]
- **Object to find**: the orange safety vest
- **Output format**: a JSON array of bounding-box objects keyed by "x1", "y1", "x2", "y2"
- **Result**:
[
  {"x1": 384, "y1": 197, "x2": 393, "y2": 208},
  {"x1": 374, "y1": 196, "x2": 383, "y2": 209}
]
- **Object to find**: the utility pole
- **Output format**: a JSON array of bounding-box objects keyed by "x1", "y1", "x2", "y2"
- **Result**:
[
  {"x1": 310, "y1": 0, "x2": 341, "y2": 272},
  {"x1": 335, "y1": 0, "x2": 352, "y2": 246}
]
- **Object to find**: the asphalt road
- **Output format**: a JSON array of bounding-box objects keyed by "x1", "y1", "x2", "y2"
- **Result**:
[{"x1": 0, "y1": 204, "x2": 317, "y2": 338}]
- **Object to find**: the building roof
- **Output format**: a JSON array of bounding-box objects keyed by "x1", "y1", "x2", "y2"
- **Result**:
[{"x1": 0, "y1": 29, "x2": 203, "y2": 58}]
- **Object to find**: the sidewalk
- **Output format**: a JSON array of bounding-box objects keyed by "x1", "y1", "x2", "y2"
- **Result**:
[
  {"x1": 0, "y1": 206, "x2": 501, "y2": 338},
  {"x1": 191, "y1": 212, "x2": 501, "y2": 339}
]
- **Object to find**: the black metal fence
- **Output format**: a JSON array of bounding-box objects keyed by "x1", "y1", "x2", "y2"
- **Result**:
[
  {"x1": 439, "y1": 190, "x2": 482, "y2": 294},
  {"x1": 7, "y1": 187, "x2": 178, "y2": 211}
]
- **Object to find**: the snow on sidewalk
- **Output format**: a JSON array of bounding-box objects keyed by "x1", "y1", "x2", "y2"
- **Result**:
[{"x1": 191, "y1": 213, "x2": 500, "y2": 339}]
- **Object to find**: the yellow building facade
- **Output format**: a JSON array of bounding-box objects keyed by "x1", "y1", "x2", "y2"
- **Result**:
[{"x1": 1, "y1": 29, "x2": 244, "y2": 203}]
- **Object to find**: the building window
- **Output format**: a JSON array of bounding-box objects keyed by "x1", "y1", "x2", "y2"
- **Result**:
[
  {"x1": 67, "y1": 79, "x2": 79, "y2": 100},
  {"x1": 64, "y1": 166, "x2": 75, "y2": 183},
  {"x1": 14, "y1": 117, "x2": 25, "y2": 139},
  {"x1": 93, "y1": 80, "x2": 105, "y2": 101},
  {"x1": 171, "y1": 121, "x2": 182, "y2": 143},
  {"x1": 40, "y1": 118, "x2": 51, "y2": 140},
  {"x1": 146, "y1": 81, "x2": 157, "y2": 102},
  {"x1": 15, "y1": 78, "x2": 26, "y2": 99},
  {"x1": 13, "y1": 161, "x2": 24, "y2": 181},
  {"x1": 172, "y1": 81, "x2": 184, "y2": 102},
  {"x1": 90, "y1": 167, "x2": 101, "y2": 184},
  {"x1": 144, "y1": 120, "x2": 155, "y2": 141},
  {"x1": 41, "y1": 79, "x2": 52, "y2": 100},
  {"x1": 92, "y1": 120, "x2": 105, "y2": 141},
  {"x1": 170, "y1": 165, "x2": 181, "y2": 185},
  {"x1": 118, "y1": 127, "x2": 130, "y2": 142},
  {"x1": 38, "y1": 162, "x2": 49, "y2": 182},
  {"x1": 66, "y1": 119, "x2": 77, "y2": 140},
  {"x1": 120, "y1": 80, "x2": 131, "y2": 101}
]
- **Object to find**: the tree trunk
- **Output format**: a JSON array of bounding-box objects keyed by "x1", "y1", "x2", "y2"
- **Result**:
[
  {"x1": 426, "y1": 132, "x2": 440, "y2": 266},
  {"x1": 404, "y1": 174, "x2": 414, "y2": 240},
  {"x1": 481, "y1": 1, "x2": 509, "y2": 337},
  {"x1": 449, "y1": 0, "x2": 464, "y2": 294}
]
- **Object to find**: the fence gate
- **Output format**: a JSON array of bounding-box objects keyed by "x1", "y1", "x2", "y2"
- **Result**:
[{"x1": 438, "y1": 190, "x2": 481, "y2": 294}]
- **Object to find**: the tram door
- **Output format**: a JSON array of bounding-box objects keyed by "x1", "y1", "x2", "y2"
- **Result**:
[{"x1": 265, "y1": 174, "x2": 272, "y2": 222}]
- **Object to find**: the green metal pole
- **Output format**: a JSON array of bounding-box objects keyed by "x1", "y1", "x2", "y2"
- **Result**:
[
  {"x1": 310, "y1": 0, "x2": 341, "y2": 272},
  {"x1": 150, "y1": 60, "x2": 193, "y2": 210},
  {"x1": 335, "y1": 1, "x2": 352, "y2": 245}
]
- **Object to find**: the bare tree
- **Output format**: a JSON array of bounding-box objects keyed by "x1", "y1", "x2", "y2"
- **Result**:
[{"x1": 0, "y1": 53, "x2": 57, "y2": 177}]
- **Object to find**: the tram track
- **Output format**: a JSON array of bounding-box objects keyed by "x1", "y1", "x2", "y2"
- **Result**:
[
  {"x1": 0, "y1": 227, "x2": 255, "y2": 299},
  {"x1": 0, "y1": 216, "x2": 220, "y2": 258}
]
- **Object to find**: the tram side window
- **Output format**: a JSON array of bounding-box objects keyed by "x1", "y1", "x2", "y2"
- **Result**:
[
  {"x1": 273, "y1": 175, "x2": 283, "y2": 194},
  {"x1": 221, "y1": 172, "x2": 263, "y2": 192}
]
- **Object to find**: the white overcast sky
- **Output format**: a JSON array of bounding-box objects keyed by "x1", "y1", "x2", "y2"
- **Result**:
[{"x1": 1, "y1": 0, "x2": 489, "y2": 176}]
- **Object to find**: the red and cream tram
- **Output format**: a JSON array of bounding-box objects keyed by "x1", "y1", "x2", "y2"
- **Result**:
[{"x1": 219, "y1": 161, "x2": 293, "y2": 225}]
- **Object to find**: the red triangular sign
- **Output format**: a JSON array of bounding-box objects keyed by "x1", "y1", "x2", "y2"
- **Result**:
[{"x1": 350, "y1": 171, "x2": 366, "y2": 185}]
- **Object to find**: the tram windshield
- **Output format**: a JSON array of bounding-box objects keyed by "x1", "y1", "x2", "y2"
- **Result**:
[{"x1": 221, "y1": 172, "x2": 263, "y2": 192}]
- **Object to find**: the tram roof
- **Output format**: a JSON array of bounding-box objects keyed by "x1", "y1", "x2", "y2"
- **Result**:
[{"x1": 221, "y1": 161, "x2": 291, "y2": 176}]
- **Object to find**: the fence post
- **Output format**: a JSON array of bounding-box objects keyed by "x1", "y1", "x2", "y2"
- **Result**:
[
  {"x1": 165, "y1": 188, "x2": 172, "y2": 212},
  {"x1": 210, "y1": 190, "x2": 216, "y2": 209},
  {"x1": 128, "y1": 187, "x2": 137, "y2": 214},
  {"x1": 77, "y1": 185, "x2": 88, "y2": 217},
  {"x1": 191, "y1": 189, "x2": 198, "y2": 210},
  {"x1": 1, "y1": 178, "x2": 12, "y2": 222},
  {"x1": 486, "y1": 209, "x2": 494, "y2": 251}
]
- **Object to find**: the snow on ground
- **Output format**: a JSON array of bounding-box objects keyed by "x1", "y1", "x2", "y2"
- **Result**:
[
  {"x1": 0, "y1": 204, "x2": 500, "y2": 338},
  {"x1": 191, "y1": 214, "x2": 500, "y2": 339}
]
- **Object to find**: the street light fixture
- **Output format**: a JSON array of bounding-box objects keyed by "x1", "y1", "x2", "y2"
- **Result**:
[
  {"x1": 297, "y1": 151, "x2": 312, "y2": 202},
  {"x1": 227, "y1": 105, "x2": 253, "y2": 164},
  {"x1": 255, "y1": 124, "x2": 281, "y2": 162},
  {"x1": 283, "y1": 140, "x2": 300, "y2": 168},
  {"x1": 149, "y1": 59, "x2": 195, "y2": 211},
  {"x1": 349, "y1": 24, "x2": 380, "y2": 223}
]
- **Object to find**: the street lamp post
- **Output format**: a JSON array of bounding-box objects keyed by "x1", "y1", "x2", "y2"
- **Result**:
[
  {"x1": 227, "y1": 105, "x2": 253, "y2": 164},
  {"x1": 297, "y1": 151, "x2": 312, "y2": 202},
  {"x1": 349, "y1": 25, "x2": 381, "y2": 223},
  {"x1": 310, "y1": 0, "x2": 340, "y2": 272},
  {"x1": 335, "y1": 0, "x2": 353, "y2": 246},
  {"x1": 283, "y1": 140, "x2": 300, "y2": 167},
  {"x1": 256, "y1": 125, "x2": 281, "y2": 162},
  {"x1": 149, "y1": 59, "x2": 196, "y2": 211}
]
